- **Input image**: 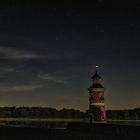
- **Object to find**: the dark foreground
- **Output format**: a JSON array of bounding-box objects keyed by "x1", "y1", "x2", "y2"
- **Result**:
[{"x1": 1, "y1": 123, "x2": 140, "y2": 140}]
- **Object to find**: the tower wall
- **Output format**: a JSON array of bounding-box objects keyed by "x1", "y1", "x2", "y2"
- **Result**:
[{"x1": 88, "y1": 72, "x2": 106, "y2": 123}]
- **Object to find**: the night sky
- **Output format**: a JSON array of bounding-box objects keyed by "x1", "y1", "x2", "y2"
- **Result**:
[{"x1": 0, "y1": 0, "x2": 140, "y2": 111}]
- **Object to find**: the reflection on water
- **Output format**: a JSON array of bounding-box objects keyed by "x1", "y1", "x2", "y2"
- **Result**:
[
  {"x1": 1, "y1": 121, "x2": 68, "y2": 129},
  {"x1": 108, "y1": 120, "x2": 140, "y2": 126},
  {"x1": 0, "y1": 118, "x2": 88, "y2": 129},
  {"x1": 1, "y1": 119, "x2": 140, "y2": 128}
]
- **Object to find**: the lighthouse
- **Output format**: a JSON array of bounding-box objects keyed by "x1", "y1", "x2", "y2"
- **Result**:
[{"x1": 88, "y1": 66, "x2": 106, "y2": 123}]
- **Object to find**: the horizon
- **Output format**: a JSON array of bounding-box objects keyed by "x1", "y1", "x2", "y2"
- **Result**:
[{"x1": 0, "y1": 105, "x2": 140, "y2": 112}]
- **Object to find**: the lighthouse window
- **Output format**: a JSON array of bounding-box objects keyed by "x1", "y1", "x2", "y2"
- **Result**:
[
  {"x1": 90, "y1": 93, "x2": 94, "y2": 99},
  {"x1": 100, "y1": 94, "x2": 104, "y2": 101},
  {"x1": 101, "y1": 116, "x2": 105, "y2": 120},
  {"x1": 89, "y1": 94, "x2": 93, "y2": 100}
]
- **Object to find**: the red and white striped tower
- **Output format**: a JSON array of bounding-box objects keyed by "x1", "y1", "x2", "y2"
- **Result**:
[{"x1": 88, "y1": 66, "x2": 106, "y2": 123}]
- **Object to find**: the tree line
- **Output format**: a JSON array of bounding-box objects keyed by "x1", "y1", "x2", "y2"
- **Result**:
[
  {"x1": 107, "y1": 108, "x2": 140, "y2": 120},
  {"x1": 0, "y1": 107, "x2": 140, "y2": 120},
  {"x1": 0, "y1": 107, "x2": 87, "y2": 118}
]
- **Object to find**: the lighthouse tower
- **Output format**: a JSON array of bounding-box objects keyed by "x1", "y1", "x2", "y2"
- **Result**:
[{"x1": 88, "y1": 67, "x2": 106, "y2": 123}]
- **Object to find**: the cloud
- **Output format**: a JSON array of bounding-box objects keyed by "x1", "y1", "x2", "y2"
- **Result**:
[
  {"x1": 0, "y1": 65, "x2": 24, "y2": 76},
  {"x1": 0, "y1": 84, "x2": 43, "y2": 92},
  {"x1": 3, "y1": 67, "x2": 16, "y2": 72},
  {"x1": 0, "y1": 46, "x2": 51, "y2": 60},
  {"x1": 0, "y1": 67, "x2": 16, "y2": 77},
  {"x1": 38, "y1": 74, "x2": 66, "y2": 84},
  {"x1": 0, "y1": 67, "x2": 15, "y2": 73},
  {"x1": 12, "y1": 85, "x2": 43, "y2": 91}
]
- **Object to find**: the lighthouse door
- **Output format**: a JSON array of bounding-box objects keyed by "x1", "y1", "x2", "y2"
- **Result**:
[{"x1": 90, "y1": 114, "x2": 94, "y2": 123}]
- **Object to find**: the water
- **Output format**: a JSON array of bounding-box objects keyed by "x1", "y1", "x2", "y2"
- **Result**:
[{"x1": 108, "y1": 120, "x2": 140, "y2": 126}]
